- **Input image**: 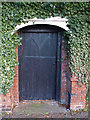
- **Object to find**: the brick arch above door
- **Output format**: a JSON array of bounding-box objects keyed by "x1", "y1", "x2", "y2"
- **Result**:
[{"x1": 11, "y1": 16, "x2": 69, "y2": 35}]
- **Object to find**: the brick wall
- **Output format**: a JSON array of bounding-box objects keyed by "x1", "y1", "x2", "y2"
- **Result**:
[
  {"x1": 1, "y1": 88, "x2": 13, "y2": 112},
  {"x1": 0, "y1": 94, "x2": 2, "y2": 113},
  {"x1": 60, "y1": 48, "x2": 67, "y2": 104},
  {"x1": 13, "y1": 46, "x2": 19, "y2": 106},
  {"x1": 0, "y1": 40, "x2": 87, "y2": 113},
  {"x1": 0, "y1": 46, "x2": 19, "y2": 113},
  {"x1": 61, "y1": 40, "x2": 87, "y2": 110},
  {"x1": 70, "y1": 75, "x2": 87, "y2": 110}
]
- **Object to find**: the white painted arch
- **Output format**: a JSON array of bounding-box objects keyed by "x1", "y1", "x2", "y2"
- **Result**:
[{"x1": 12, "y1": 16, "x2": 69, "y2": 34}]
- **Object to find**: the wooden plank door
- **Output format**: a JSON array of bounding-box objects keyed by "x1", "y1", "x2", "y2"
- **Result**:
[{"x1": 18, "y1": 25, "x2": 61, "y2": 101}]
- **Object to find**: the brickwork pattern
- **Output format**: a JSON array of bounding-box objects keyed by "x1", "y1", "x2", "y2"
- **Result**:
[
  {"x1": 70, "y1": 75, "x2": 87, "y2": 111},
  {"x1": 60, "y1": 48, "x2": 67, "y2": 104}
]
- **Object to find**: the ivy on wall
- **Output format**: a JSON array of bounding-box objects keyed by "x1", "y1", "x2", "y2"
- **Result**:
[{"x1": 1, "y1": 2, "x2": 89, "y2": 95}]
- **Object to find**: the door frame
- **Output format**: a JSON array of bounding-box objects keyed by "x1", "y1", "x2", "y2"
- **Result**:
[
  {"x1": 56, "y1": 32, "x2": 62, "y2": 102},
  {"x1": 18, "y1": 24, "x2": 62, "y2": 102}
]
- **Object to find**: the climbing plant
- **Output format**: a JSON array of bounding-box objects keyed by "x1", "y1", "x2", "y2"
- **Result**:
[{"x1": 1, "y1": 2, "x2": 89, "y2": 95}]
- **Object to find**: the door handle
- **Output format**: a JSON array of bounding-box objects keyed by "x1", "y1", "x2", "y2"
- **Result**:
[{"x1": 53, "y1": 63, "x2": 55, "y2": 65}]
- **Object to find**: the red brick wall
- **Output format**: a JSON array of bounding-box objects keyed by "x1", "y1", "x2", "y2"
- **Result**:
[
  {"x1": 1, "y1": 46, "x2": 19, "y2": 112},
  {"x1": 70, "y1": 75, "x2": 87, "y2": 110},
  {"x1": 13, "y1": 46, "x2": 19, "y2": 106},
  {"x1": 0, "y1": 40, "x2": 87, "y2": 113},
  {"x1": 61, "y1": 40, "x2": 87, "y2": 110},
  {"x1": 1, "y1": 88, "x2": 14, "y2": 112},
  {"x1": 60, "y1": 48, "x2": 67, "y2": 104}
]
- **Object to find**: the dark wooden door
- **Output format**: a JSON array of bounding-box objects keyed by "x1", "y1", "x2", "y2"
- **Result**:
[{"x1": 18, "y1": 25, "x2": 62, "y2": 101}]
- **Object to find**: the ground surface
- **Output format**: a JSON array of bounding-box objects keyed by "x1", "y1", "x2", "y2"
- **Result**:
[{"x1": 2, "y1": 100, "x2": 89, "y2": 118}]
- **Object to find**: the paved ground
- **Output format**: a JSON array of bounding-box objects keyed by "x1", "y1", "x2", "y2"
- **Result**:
[
  {"x1": 2, "y1": 100, "x2": 89, "y2": 118},
  {"x1": 13, "y1": 100, "x2": 67, "y2": 114}
]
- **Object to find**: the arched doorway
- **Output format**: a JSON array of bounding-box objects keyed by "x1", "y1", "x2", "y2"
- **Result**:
[{"x1": 18, "y1": 24, "x2": 63, "y2": 102}]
